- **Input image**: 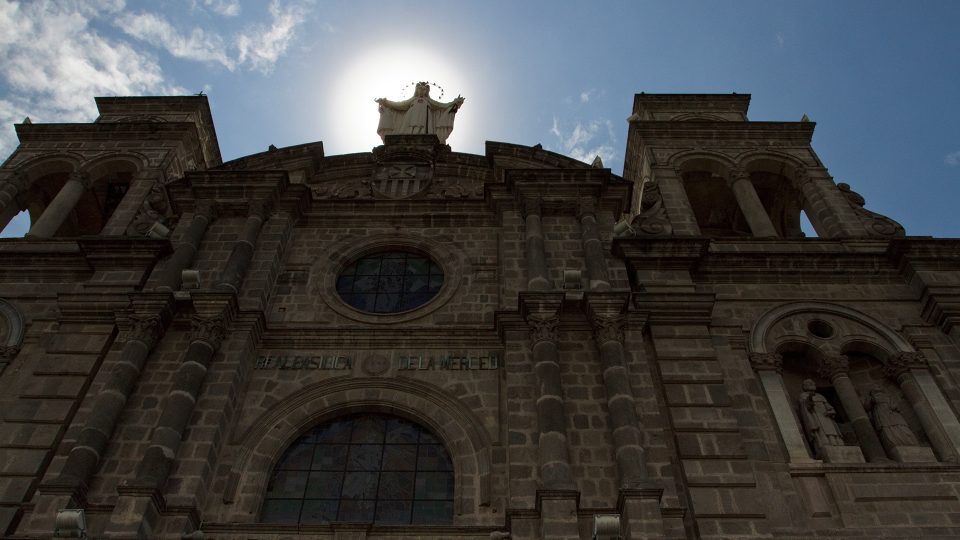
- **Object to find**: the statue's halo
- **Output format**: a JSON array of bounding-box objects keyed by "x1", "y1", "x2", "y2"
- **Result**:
[{"x1": 398, "y1": 81, "x2": 447, "y2": 100}]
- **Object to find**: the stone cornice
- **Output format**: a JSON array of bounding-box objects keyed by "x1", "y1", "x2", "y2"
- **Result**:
[
  {"x1": 14, "y1": 121, "x2": 202, "y2": 142},
  {"x1": 627, "y1": 121, "x2": 815, "y2": 143}
]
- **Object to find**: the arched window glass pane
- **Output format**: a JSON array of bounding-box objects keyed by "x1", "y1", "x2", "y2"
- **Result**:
[
  {"x1": 260, "y1": 414, "x2": 454, "y2": 525},
  {"x1": 337, "y1": 251, "x2": 444, "y2": 314}
]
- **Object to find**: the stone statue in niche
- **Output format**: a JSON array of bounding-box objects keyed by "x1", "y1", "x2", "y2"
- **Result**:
[
  {"x1": 866, "y1": 387, "x2": 919, "y2": 447},
  {"x1": 375, "y1": 82, "x2": 464, "y2": 144},
  {"x1": 798, "y1": 379, "x2": 845, "y2": 458}
]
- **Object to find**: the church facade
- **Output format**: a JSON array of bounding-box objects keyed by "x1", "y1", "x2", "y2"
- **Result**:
[{"x1": 0, "y1": 93, "x2": 959, "y2": 539}]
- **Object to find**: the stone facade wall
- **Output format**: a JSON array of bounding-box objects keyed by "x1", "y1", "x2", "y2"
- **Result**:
[{"x1": 0, "y1": 94, "x2": 959, "y2": 539}]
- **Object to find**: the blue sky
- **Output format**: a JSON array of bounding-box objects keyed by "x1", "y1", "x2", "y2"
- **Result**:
[{"x1": 1, "y1": 0, "x2": 958, "y2": 237}]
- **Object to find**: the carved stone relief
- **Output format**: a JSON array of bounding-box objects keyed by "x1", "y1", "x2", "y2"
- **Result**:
[{"x1": 837, "y1": 182, "x2": 905, "y2": 237}]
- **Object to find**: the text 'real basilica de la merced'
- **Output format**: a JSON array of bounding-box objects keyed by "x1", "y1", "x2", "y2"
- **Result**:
[{"x1": 0, "y1": 87, "x2": 960, "y2": 540}]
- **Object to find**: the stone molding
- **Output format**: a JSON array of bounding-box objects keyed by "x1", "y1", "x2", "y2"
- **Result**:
[{"x1": 749, "y1": 352, "x2": 783, "y2": 372}]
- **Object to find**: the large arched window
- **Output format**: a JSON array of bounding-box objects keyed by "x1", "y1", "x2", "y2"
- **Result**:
[{"x1": 260, "y1": 413, "x2": 454, "y2": 525}]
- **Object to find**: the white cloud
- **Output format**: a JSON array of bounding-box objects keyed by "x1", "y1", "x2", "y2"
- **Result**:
[
  {"x1": 203, "y1": 0, "x2": 241, "y2": 17},
  {"x1": 236, "y1": 0, "x2": 311, "y2": 74},
  {"x1": 549, "y1": 116, "x2": 616, "y2": 165},
  {"x1": 118, "y1": 1, "x2": 312, "y2": 74},
  {"x1": 115, "y1": 11, "x2": 236, "y2": 69},
  {"x1": 0, "y1": 1, "x2": 185, "y2": 159},
  {"x1": 946, "y1": 150, "x2": 960, "y2": 166},
  {"x1": 776, "y1": 32, "x2": 785, "y2": 48}
]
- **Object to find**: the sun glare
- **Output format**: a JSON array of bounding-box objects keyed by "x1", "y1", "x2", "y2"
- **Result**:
[{"x1": 328, "y1": 44, "x2": 470, "y2": 154}]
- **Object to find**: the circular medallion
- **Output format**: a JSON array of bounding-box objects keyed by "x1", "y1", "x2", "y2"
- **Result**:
[{"x1": 362, "y1": 354, "x2": 390, "y2": 376}]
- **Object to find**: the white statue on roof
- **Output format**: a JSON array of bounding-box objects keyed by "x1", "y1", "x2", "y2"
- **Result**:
[{"x1": 375, "y1": 82, "x2": 464, "y2": 144}]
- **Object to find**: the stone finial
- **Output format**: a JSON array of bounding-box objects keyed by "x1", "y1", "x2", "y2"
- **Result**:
[
  {"x1": 191, "y1": 315, "x2": 226, "y2": 348},
  {"x1": 748, "y1": 352, "x2": 783, "y2": 372},
  {"x1": 526, "y1": 315, "x2": 559, "y2": 346},
  {"x1": 882, "y1": 351, "x2": 929, "y2": 380},
  {"x1": 590, "y1": 314, "x2": 625, "y2": 345},
  {"x1": 817, "y1": 354, "x2": 850, "y2": 380},
  {"x1": 124, "y1": 315, "x2": 164, "y2": 348}
]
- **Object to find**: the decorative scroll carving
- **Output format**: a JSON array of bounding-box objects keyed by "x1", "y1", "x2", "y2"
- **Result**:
[
  {"x1": 837, "y1": 182, "x2": 905, "y2": 237},
  {"x1": 817, "y1": 354, "x2": 850, "y2": 380},
  {"x1": 310, "y1": 180, "x2": 374, "y2": 200},
  {"x1": 590, "y1": 314, "x2": 625, "y2": 345},
  {"x1": 882, "y1": 351, "x2": 928, "y2": 380},
  {"x1": 191, "y1": 316, "x2": 226, "y2": 348},
  {"x1": 526, "y1": 315, "x2": 559, "y2": 346},
  {"x1": 125, "y1": 315, "x2": 164, "y2": 348},
  {"x1": 628, "y1": 179, "x2": 673, "y2": 236},
  {"x1": 748, "y1": 352, "x2": 783, "y2": 372},
  {"x1": 127, "y1": 181, "x2": 174, "y2": 237},
  {"x1": 425, "y1": 177, "x2": 484, "y2": 199}
]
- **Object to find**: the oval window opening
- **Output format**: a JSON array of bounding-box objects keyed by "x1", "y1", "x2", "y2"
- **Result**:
[{"x1": 336, "y1": 251, "x2": 444, "y2": 314}]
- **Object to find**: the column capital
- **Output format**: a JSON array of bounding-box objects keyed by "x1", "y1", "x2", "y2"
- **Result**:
[
  {"x1": 194, "y1": 200, "x2": 219, "y2": 220},
  {"x1": 577, "y1": 196, "x2": 597, "y2": 219},
  {"x1": 749, "y1": 352, "x2": 783, "y2": 372},
  {"x1": 883, "y1": 351, "x2": 929, "y2": 380},
  {"x1": 191, "y1": 315, "x2": 226, "y2": 348},
  {"x1": 590, "y1": 314, "x2": 625, "y2": 345},
  {"x1": 248, "y1": 200, "x2": 271, "y2": 221},
  {"x1": 726, "y1": 169, "x2": 750, "y2": 187},
  {"x1": 520, "y1": 195, "x2": 542, "y2": 219},
  {"x1": 818, "y1": 354, "x2": 850, "y2": 380},
  {"x1": 526, "y1": 314, "x2": 559, "y2": 346},
  {"x1": 68, "y1": 171, "x2": 93, "y2": 189},
  {"x1": 4, "y1": 171, "x2": 30, "y2": 193},
  {"x1": 123, "y1": 314, "x2": 164, "y2": 348}
]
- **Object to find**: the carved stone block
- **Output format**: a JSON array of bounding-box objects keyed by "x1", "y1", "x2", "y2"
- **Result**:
[{"x1": 821, "y1": 445, "x2": 865, "y2": 464}]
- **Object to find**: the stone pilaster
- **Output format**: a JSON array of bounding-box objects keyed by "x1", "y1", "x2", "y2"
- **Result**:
[
  {"x1": 584, "y1": 292, "x2": 647, "y2": 487},
  {"x1": 45, "y1": 314, "x2": 165, "y2": 497},
  {"x1": 106, "y1": 313, "x2": 226, "y2": 538},
  {"x1": 153, "y1": 201, "x2": 216, "y2": 291},
  {"x1": 521, "y1": 196, "x2": 550, "y2": 291},
  {"x1": 26, "y1": 172, "x2": 92, "y2": 238},
  {"x1": 578, "y1": 197, "x2": 610, "y2": 291},
  {"x1": 216, "y1": 201, "x2": 269, "y2": 293},
  {"x1": 818, "y1": 354, "x2": 889, "y2": 462},
  {"x1": 520, "y1": 293, "x2": 575, "y2": 491},
  {"x1": 750, "y1": 352, "x2": 817, "y2": 462}
]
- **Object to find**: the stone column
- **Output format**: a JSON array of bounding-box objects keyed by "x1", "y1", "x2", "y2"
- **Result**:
[
  {"x1": 578, "y1": 197, "x2": 610, "y2": 291},
  {"x1": 26, "y1": 172, "x2": 92, "y2": 238},
  {"x1": 47, "y1": 315, "x2": 164, "y2": 493},
  {"x1": 883, "y1": 352, "x2": 959, "y2": 463},
  {"x1": 652, "y1": 167, "x2": 700, "y2": 236},
  {"x1": 154, "y1": 201, "x2": 215, "y2": 291},
  {"x1": 522, "y1": 297, "x2": 575, "y2": 489},
  {"x1": 216, "y1": 202, "x2": 268, "y2": 292},
  {"x1": 794, "y1": 168, "x2": 870, "y2": 238},
  {"x1": 726, "y1": 170, "x2": 778, "y2": 237},
  {"x1": 521, "y1": 196, "x2": 551, "y2": 291},
  {"x1": 749, "y1": 352, "x2": 817, "y2": 462},
  {"x1": 0, "y1": 173, "x2": 27, "y2": 232},
  {"x1": 133, "y1": 315, "x2": 225, "y2": 489},
  {"x1": 587, "y1": 305, "x2": 647, "y2": 486},
  {"x1": 818, "y1": 355, "x2": 889, "y2": 462}
]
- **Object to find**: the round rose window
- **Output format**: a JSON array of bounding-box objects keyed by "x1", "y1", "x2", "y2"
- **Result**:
[{"x1": 336, "y1": 251, "x2": 443, "y2": 314}]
